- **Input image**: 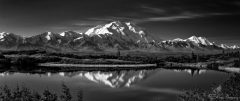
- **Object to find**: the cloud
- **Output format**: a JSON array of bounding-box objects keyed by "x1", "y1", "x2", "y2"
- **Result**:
[
  {"x1": 89, "y1": 16, "x2": 134, "y2": 22},
  {"x1": 140, "y1": 5, "x2": 166, "y2": 14},
  {"x1": 59, "y1": 8, "x2": 234, "y2": 32},
  {"x1": 131, "y1": 12, "x2": 233, "y2": 24},
  {"x1": 73, "y1": 21, "x2": 105, "y2": 27},
  {"x1": 129, "y1": 12, "x2": 204, "y2": 24},
  {"x1": 54, "y1": 20, "x2": 108, "y2": 32},
  {"x1": 73, "y1": 12, "x2": 232, "y2": 27}
]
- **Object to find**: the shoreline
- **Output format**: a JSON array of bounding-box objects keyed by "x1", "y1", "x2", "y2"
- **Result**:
[{"x1": 38, "y1": 63, "x2": 157, "y2": 67}]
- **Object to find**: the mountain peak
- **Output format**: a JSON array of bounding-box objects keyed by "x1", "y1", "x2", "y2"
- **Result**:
[
  {"x1": 0, "y1": 32, "x2": 10, "y2": 35},
  {"x1": 219, "y1": 44, "x2": 230, "y2": 49},
  {"x1": 230, "y1": 45, "x2": 240, "y2": 49},
  {"x1": 173, "y1": 38, "x2": 185, "y2": 41},
  {"x1": 188, "y1": 36, "x2": 198, "y2": 40},
  {"x1": 110, "y1": 21, "x2": 123, "y2": 24},
  {"x1": 47, "y1": 32, "x2": 53, "y2": 35},
  {"x1": 187, "y1": 36, "x2": 213, "y2": 46},
  {"x1": 0, "y1": 32, "x2": 6, "y2": 34}
]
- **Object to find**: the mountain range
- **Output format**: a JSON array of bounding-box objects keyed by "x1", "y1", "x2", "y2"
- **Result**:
[{"x1": 0, "y1": 21, "x2": 239, "y2": 52}]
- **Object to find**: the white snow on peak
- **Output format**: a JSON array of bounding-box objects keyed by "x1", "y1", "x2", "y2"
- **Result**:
[
  {"x1": 0, "y1": 32, "x2": 10, "y2": 37},
  {"x1": 46, "y1": 32, "x2": 53, "y2": 40},
  {"x1": 125, "y1": 22, "x2": 132, "y2": 26},
  {"x1": 0, "y1": 32, "x2": 13, "y2": 41},
  {"x1": 0, "y1": 32, "x2": 6, "y2": 39},
  {"x1": 60, "y1": 32, "x2": 67, "y2": 36},
  {"x1": 230, "y1": 45, "x2": 240, "y2": 49},
  {"x1": 83, "y1": 21, "x2": 161, "y2": 43},
  {"x1": 188, "y1": 36, "x2": 213, "y2": 45},
  {"x1": 173, "y1": 38, "x2": 185, "y2": 41},
  {"x1": 77, "y1": 32, "x2": 83, "y2": 35},
  {"x1": 0, "y1": 32, "x2": 6, "y2": 35},
  {"x1": 218, "y1": 44, "x2": 240, "y2": 49},
  {"x1": 73, "y1": 36, "x2": 83, "y2": 42},
  {"x1": 85, "y1": 25, "x2": 112, "y2": 37},
  {"x1": 47, "y1": 32, "x2": 52, "y2": 34},
  {"x1": 219, "y1": 44, "x2": 230, "y2": 49},
  {"x1": 60, "y1": 31, "x2": 82, "y2": 36}
]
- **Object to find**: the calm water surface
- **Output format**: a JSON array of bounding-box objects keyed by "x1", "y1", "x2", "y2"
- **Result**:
[{"x1": 0, "y1": 68, "x2": 232, "y2": 101}]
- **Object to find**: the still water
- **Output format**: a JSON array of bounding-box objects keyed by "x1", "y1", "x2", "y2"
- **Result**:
[{"x1": 0, "y1": 68, "x2": 232, "y2": 101}]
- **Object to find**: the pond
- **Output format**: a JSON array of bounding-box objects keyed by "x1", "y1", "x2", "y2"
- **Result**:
[{"x1": 0, "y1": 68, "x2": 232, "y2": 101}]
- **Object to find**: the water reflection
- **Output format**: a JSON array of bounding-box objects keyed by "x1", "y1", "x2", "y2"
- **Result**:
[
  {"x1": 55, "y1": 70, "x2": 154, "y2": 88},
  {"x1": 1, "y1": 69, "x2": 208, "y2": 88},
  {"x1": 0, "y1": 72, "x2": 14, "y2": 76},
  {"x1": 79, "y1": 71, "x2": 148, "y2": 88},
  {"x1": 0, "y1": 68, "x2": 232, "y2": 101},
  {"x1": 173, "y1": 69, "x2": 206, "y2": 76}
]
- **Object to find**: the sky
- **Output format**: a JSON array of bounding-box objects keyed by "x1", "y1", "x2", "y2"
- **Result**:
[{"x1": 0, "y1": 0, "x2": 240, "y2": 46}]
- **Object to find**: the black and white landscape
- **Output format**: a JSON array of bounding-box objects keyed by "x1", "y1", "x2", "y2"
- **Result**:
[
  {"x1": 0, "y1": 0, "x2": 240, "y2": 101},
  {"x1": 0, "y1": 21, "x2": 239, "y2": 52}
]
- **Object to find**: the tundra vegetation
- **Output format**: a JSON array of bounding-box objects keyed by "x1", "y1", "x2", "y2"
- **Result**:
[{"x1": 177, "y1": 73, "x2": 240, "y2": 101}]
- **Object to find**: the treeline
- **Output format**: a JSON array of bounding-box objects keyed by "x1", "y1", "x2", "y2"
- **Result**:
[
  {"x1": 0, "y1": 82, "x2": 83, "y2": 101},
  {"x1": 1, "y1": 50, "x2": 47, "y2": 55},
  {"x1": 6, "y1": 56, "x2": 61, "y2": 65},
  {"x1": 1, "y1": 49, "x2": 239, "y2": 66},
  {"x1": 164, "y1": 55, "x2": 208, "y2": 63},
  {"x1": 0, "y1": 50, "x2": 164, "y2": 65},
  {"x1": 164, "y1": 51, "x2": 240, "y2": 64}
]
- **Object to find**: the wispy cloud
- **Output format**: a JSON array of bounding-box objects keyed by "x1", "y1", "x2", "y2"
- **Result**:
[
  {"x1": 73, "y1": 21, "x2": 105, "y2": 27},
  {"x1": 53, "y1": 20, "x2": 108, "y2": 32},
  {"x1": 82, "y1": 3, "x2": 233, "y2": 25},
  {"x1": 140, "y1": 5, "x2": 166, "y2": 14},
  {"x1": 58, "y1": 3, "x2": 235, "y2": 32},
  {"x1": 130, "y1": 12, "x2": 223, "y2": 24}
]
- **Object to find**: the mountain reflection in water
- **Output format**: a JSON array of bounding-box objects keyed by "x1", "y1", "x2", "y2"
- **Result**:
[
  {"x1": 0, "y1": 68, "x2": 232, "y2": 101},
  {"x1": 0, "y1": 69, "x2": 207, "y2": 88}
]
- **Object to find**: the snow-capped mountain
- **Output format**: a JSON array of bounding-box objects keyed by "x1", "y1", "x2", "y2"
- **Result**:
[
  {"x1": 160, "y1": 36, "x2": 240, "y2": 51},
  {"x1": 219, "y1": 44, "x2": 230, "y2": 49},
  {"x1": 0, "y1": 21, "x2": 239, "y2": 52},
  {"x1": 0, "y1": 32, "x2": 24, "y2": 49},
  {"x1": 230, "y1": 45, "x2": 240, "y2": 49},
  {"x1": 0, "y1": 21, "x2": 163, "y2": 51},
  {"x1": 81, "y1": 21, "x2": 162, "y2": 50},
  {"x1": 186, "y1": 36, "x2": 213, "y2": 46},
  {"x1": 84, "y1": 21, "x2": 161, "y2": 43}
]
